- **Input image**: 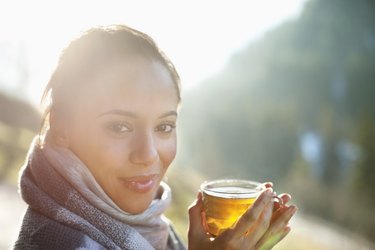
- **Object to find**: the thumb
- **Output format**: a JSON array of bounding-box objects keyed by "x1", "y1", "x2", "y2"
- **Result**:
[{"x1": 188, "y1": 192, "x2": 207, "y2": 239}]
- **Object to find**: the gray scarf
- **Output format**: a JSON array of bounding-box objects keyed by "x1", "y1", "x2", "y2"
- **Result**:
[{"x1": 19, "y1": 137, "x2": 179, "y2": 250}]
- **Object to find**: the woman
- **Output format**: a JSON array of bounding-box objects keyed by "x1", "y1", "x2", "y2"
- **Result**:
[{"x1": 14, "y1": 24, "x2": 296, "y2": 250}]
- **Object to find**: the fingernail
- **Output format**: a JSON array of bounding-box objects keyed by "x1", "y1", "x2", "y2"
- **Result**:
[
  {"x1": 265, "y1": 188, "x2": 273, "y2": 196},
  {"x1": 264, "y1": 181, "x2": 273, "y2": 187}
]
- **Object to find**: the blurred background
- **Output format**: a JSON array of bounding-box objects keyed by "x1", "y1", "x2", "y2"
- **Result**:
[{"x1": 1, "y1": 0, "x2": 374, "y2": 249}]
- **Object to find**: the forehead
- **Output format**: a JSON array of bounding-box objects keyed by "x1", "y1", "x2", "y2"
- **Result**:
[{"x1": 79, "y1": 58, "x2": 179, "y2": 116}]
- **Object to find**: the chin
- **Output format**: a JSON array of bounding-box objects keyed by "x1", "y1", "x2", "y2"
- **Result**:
[
  {"x1": 121, "y1": 203, "x2": 151, "y2": 214},
  {"x1": 118, "y1": 195, "x2": 154, "y2": 214},
  {"x1": 114, "y1": 182, "x2": 160, "y2": 214}
]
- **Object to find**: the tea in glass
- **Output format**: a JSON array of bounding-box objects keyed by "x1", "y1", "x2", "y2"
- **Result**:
[{"x1": 201, "y1": 179, "x2": 264, "y2": 236}]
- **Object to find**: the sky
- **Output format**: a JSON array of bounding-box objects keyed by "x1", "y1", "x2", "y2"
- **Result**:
[{"x1": 0, "y1": 0, "x2": 307, "y2": 106}]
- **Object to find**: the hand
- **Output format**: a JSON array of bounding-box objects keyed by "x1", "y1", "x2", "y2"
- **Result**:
[
  {"x1": 256, "y1": 182, "x2": 297, "y2": 250},
  {"x1": 188, "y1": 188, "x2": 276, "y2": 250}
]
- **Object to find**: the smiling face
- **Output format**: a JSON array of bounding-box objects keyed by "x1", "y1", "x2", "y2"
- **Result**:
[{"x1": 61, "y1": 58, "x2": 179, "y2": 214}]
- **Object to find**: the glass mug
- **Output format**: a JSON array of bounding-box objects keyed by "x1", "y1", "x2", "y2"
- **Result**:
[{"x1": 200, "y1": 179, "x2": 283, "y2": 236}]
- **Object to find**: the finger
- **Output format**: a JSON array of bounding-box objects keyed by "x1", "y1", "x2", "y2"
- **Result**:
[
  {"x1": 257, "y1": 226, "x2": 291, "y2": 250},
  {"x1": 257, "y1": 206, "x2": 297, "y2": 250},
  {"x1": 273, "y1": 201, "x2": 282, "y2": 212},
  {"x1": 271, "y1": 204, "x2": 289, "y2": 222},
  {"x1": 264, "y1": 182, "x2": 273, "y2": 188},
  {"x1": 258, "y1": 205, "x2": 297, "y2": 248},
  {"x1": 272, "y1": 206, "x2": 297, "y2": 229},
  {"x1": 278, "y1": 226, "x2": 291, "y2": 242},
  {"x1": 279, "y1": 193, "x2": 291, "y2": 205},
  {"x1": 272, "y1": 193, "x2": 291, "y2": 212},
  {"x1": 234, "y1": 188, "x2": 273, "y2": 235},
  {"x1": 245, "y1": 196, "x2": 274, "y2": 247},
  {"x1": 188, "y1": 192, "x2": 206, "y2": 239}
]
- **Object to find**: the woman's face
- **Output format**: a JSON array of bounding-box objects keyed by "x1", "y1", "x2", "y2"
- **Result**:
[{"x1": 64, "y1": 58, "x2": 179, "y2": 214}]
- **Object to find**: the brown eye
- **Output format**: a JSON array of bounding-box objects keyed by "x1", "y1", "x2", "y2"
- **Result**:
[
  {"x1": 155, "y1": 123, "x2": 176, "y2": 133},
  {"x1": 108, "y1": 123, "x2": 132, "y2": 133}
]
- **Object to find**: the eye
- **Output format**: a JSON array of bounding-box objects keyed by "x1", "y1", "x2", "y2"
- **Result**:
[
  {"x1": 155, "y1": 123, "x2": 176, "y2": 133},
  {"x1": 107, "y1": 122, "x2": 132, "y2": 134}
]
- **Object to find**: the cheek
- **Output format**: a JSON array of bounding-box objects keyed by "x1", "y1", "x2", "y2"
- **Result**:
[
  {"x1": 160, "y1": 137, "x2": 177, "y2": 169},
  {"x1": 93, "y1": 134, "x2": 131, "y2": 170},
  {"x1": 68, "y1": 124, "x2": 127, "y2": 173}
]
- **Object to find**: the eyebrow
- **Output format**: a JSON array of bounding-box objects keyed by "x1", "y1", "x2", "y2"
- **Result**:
[
  {"x1": 97, "y1": 109, "x2": 177, "y2": 119},
  {"x1": 159, "y1": 110, "x2": 178, "y2": 119}
]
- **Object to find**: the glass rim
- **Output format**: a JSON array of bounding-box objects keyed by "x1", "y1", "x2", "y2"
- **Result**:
[{"x1": 200, "y1": 179, "x2": 265, "y2": 199}]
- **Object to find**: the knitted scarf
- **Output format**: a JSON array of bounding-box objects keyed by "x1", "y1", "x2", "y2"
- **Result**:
[{"x1": 19, "y1": 138, "x2": 178, "y2": 250}]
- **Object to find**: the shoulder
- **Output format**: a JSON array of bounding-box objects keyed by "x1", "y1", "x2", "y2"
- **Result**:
[{"x1": 13, "y1": 208, "x2": 106, "y2": 250}]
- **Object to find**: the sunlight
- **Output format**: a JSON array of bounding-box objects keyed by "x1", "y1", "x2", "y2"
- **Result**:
[
  {"x1": 2, "y1": 1, "x2": 375, "y2": 249},
  {"x1": 0, "y1": 0, "x2": 306, "y2": 105}
]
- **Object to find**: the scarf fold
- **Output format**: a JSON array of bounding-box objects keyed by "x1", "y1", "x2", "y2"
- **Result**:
[{"x1": 19, "y1": 137, "x2": 175, "y2": 250}]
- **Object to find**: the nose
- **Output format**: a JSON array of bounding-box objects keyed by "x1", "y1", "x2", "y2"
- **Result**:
[{"x1": 129, "y1": 131, "x2": 159, "y2": 167}]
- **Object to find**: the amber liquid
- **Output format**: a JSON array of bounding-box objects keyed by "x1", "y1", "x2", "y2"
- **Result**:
[{"x1": 202, "y1": 186, "x2": 258, "y2": 236}]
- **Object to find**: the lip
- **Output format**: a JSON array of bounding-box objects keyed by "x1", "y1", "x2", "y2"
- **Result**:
[{"x1": 120, "y1": 174, "x2": 159, "y2": 193}]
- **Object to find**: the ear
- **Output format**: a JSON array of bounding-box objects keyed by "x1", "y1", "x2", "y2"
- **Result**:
[{"x1": 49, "y1": 109, "x2": 70, "y2": 148}]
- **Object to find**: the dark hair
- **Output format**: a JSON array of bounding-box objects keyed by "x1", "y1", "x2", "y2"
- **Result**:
[{"x1": 40, "y1": 24, "x2": 180, "y2": 140}]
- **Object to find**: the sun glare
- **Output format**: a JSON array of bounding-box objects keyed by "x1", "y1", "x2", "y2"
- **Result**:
[{"x1": 0, "y1": 0, "x2": 306, "y2": 105}]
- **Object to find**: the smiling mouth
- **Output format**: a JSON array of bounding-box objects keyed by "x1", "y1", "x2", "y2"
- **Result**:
[{"x1": 120, "y1": 174, "x2": 159, "y2": 193}]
